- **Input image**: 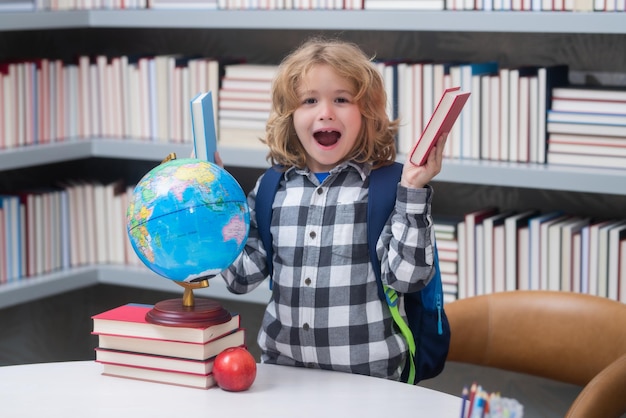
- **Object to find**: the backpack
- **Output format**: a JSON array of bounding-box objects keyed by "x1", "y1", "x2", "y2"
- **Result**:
[{"x1": 255, "y1": 162, "x2": 450, "y2": 384}]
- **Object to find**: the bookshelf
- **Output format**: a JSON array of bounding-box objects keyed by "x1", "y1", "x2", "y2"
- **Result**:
[
  {"x1": 1, "y1": 139, "x2": 624, "y2": 195},
  {"x1": 0, "y1": 264, "x2": 272, "y2": 310},
  {"x1": 0, "y1": 10, "x2": 625, "y2": 310},
  {"x1": 0, "y1": 140, "x2": 269, "y2": 172},
  {"x1": 0, "y1": 10, "x2": 624, "y2": 33}
]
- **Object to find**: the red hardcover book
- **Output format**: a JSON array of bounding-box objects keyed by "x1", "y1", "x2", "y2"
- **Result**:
[
  {"x1": 95, "y1": 347, "x2": 218, "y2": 375},
  {"x1": 409, "y1": 86, "x2": 471, "y2": 166},
  {"x1": 100, "y1": 362, "x2": 217, "y2": 389},
  {"x1": 96, "y1": 328, "x2": 246, "y2": 361},
  {"x1": 92, "y1": 303, "x2": 241, "y2": 344}
]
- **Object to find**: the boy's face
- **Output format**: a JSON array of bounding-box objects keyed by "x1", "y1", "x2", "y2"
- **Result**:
[{"x1": 292, "y1": 64, "x2": 362, "y2": 173}]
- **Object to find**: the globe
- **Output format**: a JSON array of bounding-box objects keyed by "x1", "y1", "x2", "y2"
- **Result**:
[{"x1": 126, "y1": 157, "x2": 250, "y2": 283}]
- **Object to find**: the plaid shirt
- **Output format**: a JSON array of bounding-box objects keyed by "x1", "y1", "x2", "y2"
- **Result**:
[{"x1": 220, "y1": 161, "x2": 435, "y2": 381}]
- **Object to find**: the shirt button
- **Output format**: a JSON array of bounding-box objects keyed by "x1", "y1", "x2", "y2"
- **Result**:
[
  {"x1": 309, "y1": 231, "x2": 316, "y2": 239},
  {"x1": 316, "y1": 188, "x2": 323, "y2": 195},
  {"x1": 303, "y1": 323, "x2": 310, "y2": 331},
  {"x1": 304, "y1": 278, "x2": 311, "y2": 286}
]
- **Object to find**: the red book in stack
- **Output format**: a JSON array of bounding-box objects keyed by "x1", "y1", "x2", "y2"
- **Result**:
[{"x1": 92, "y1": 303, "x2": 245, "y2": 389}]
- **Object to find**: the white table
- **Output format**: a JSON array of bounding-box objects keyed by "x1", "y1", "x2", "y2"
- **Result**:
[{"x1": 0, "y1": 361, "x2": 463, "y2": 417}]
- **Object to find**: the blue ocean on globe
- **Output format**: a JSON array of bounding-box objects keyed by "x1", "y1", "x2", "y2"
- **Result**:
[{"x1": 127, "y1": 158, "x2": 250, "y2": 282}]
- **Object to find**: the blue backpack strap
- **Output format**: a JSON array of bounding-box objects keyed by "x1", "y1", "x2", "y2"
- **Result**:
[
  {"x1": 369, "y1": 162, "x2": 448, "y2": 384},
  {"x1": 367, "y1": 163, "x2": 419, "y2": 383},
  {"x1": 256, "y1": 165, "x2": 283, "y2": 289},
  {"x1": 367, "y1": 162, "x2": 404, "y2": 301}
]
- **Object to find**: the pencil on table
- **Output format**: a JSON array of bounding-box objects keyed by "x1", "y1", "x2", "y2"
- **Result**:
[
  {"x1": 460, "y1": 386, "x2": 469, "y2": 418},
  {"x1": 466, "y1": 382, "x2": 477, "y2": 418}
]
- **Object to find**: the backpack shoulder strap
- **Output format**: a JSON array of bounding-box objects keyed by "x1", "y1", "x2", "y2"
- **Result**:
[
  {"x1": 367, "y1": 163, "x2": 418, "y2": 384},
  {"x1": 369, "y1": 162, "x2": 448, "y2": 385},
  {"x1": 256, "y1": 165, "x2": 283, "y2": 286},
  {"x1": 367, "y1": 162, "x2": 404, "y2": 301}
]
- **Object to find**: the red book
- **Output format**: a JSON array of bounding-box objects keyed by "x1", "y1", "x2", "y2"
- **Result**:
[
  {"x1": 95, "y1": 347, "x2": 218, "y2": 375},
  {"x1": 97, "y1": 328, "x2": 246, "y2": 361},
  {"x1": 92, "y1": 303, "x2": 241, "y2": 344},
  {"x1": 409, "y1": 86, "x2": 471, "y2": 166},
  {"x1": 100, "y1": 362, "x2": 217, "y2": 389}
]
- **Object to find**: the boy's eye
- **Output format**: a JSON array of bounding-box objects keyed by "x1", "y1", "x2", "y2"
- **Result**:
[
  {"x1": 335, "y1": 97, "x2": 350, "y2": 104},
  {"x1": 302, "y1": 98, "x2": 317, "y2": 105}
]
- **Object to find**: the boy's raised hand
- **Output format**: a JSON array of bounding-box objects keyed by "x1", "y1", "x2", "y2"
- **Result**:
[
  {"x1": 400, "y1": 133, "x2": 447, "y2": 190},
  {"x1": 190, "y1": 148, "x2": 224, "y2": 169},
  {"x1": 214, "y1": 151, "x2": 224, "y2": 168}
]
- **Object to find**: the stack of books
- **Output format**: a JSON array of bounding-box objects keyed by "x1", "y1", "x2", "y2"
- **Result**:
[
  {"x1": 218, "y1": 64, "x2": 277, "y2": 149},
  {"x1": 434, "y1": 216, "x2": 461, "y2": 303},
  {"x1": 92, "y1": 303, "x2": 245, "y2": 389},
  {"x1": 547, "y1": 86, "x2": 626, "y2": 170}
]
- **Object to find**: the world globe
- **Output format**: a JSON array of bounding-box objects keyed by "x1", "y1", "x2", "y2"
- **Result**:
[{"x1": 126, "y1": 157, "x2": 250, "y2": 283}]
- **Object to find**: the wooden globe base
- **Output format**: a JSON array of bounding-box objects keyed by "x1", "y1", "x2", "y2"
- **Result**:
[
  {"x1": 145, "y1": 277, "x2": 231, "y2": 328},
  {"x1": 145, "y1": 298, "x2": 232, "y2": 328}
]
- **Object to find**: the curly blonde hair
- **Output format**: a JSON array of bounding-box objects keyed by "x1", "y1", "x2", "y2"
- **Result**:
[{"x1": 263, "y1": 37, "x2": 399, "y2": 170}]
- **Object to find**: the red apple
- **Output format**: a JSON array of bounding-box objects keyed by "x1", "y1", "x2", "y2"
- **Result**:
[{"x1": 213, "y1": 346, "x2": 257, "y2": 392}]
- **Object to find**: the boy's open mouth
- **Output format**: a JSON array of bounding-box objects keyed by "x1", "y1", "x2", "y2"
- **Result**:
[{"x1": 314, "y1": 130, "x2": 340, "y2": 146}]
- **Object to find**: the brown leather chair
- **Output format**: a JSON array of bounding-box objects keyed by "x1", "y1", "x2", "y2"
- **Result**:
[{"x1": 444, "y1": 290, "x2": 626, "y2": 418}]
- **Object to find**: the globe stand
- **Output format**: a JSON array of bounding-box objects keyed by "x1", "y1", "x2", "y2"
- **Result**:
[{"x1": 145, "y1": 278, "x2": 232, "y2": 328}]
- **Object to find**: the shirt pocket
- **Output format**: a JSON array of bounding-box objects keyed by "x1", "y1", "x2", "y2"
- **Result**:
[{"x1": 329, "y1": 205, "x2": 363, "y2": 261}]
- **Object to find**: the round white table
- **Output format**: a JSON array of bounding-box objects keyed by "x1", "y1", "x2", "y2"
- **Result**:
[{"x1": 0, "y1": 361, "x2": 463, "y2": 417}]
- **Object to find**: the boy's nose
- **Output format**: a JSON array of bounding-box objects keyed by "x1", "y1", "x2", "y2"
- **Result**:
[{"x1": 318, "y1": 101, "x2": 335, "y2": 120}]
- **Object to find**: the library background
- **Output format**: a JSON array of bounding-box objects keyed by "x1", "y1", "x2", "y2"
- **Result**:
[{"x1": 0, "y1": 3, "x2": 625, "y2": 417}]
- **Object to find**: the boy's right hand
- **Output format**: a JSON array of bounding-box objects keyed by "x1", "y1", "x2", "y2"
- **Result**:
[
  {"x1": 401, "y1": 133, "x2": 447, "y2": 189},
  {"x1": 190, "y1": 149, "x2": 224, "y2": 169},
  {"x1": 214, "y1": 151, "x2": 224, "y2": 168}
]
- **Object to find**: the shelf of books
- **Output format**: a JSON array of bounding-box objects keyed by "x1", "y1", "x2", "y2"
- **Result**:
[
  {"x1": 433, "y1": 158, "x2": 626, "y2": 196},
  {"x1": 1, "y1": 9, "x2": 624, "y2": 309},
  {"x1": 0, "y1": 10, "x2": 625, "y2": 34},
  {"x1": 2, "y1": 139, "x2": 624, "y2": 195},
  {"x1": 0, "y1": 139, "x2": 626, "y2": 195},
  {"x1": 0, "y1": 264, "x2": 272, "y2": 310},
  {"x1": 2, "y1": 50, "x2": 624, "y2": 192},
  {"x1": 0, "y1": 140, "x2": 269, "y2": 170},
  {"x1": 0, "y1": 266, "x2": 100, "y2": 310},
  {"x1": 0, "y1": 140, "x2": 192, "y2": 171}
]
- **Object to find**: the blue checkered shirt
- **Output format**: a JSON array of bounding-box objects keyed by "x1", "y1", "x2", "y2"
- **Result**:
[{"x1": 220, "y1": 161, "x2": 435, "y2": 381}]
